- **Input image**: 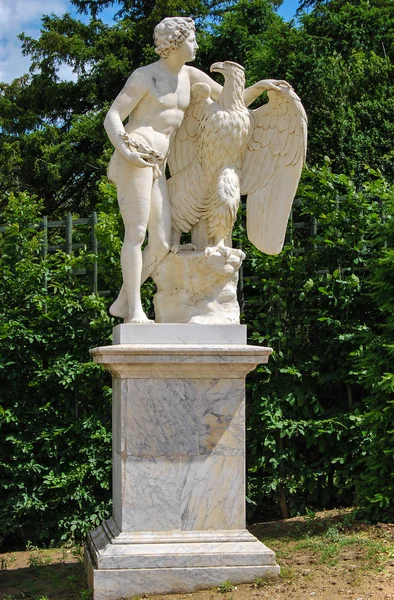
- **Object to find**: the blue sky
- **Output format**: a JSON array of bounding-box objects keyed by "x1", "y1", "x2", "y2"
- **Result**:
[{"x1": 0, "y1": 0, "x2": 300, "y2": 83}]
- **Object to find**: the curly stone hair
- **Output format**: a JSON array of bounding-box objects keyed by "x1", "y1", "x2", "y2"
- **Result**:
[{"x1": 154, "y1": 17, "x2": 195, "y2": 58}]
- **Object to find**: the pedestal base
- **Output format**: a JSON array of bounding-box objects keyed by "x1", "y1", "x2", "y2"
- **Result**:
[{"x1": 86, "y1": 518, "x2": 279, "y2": 600}]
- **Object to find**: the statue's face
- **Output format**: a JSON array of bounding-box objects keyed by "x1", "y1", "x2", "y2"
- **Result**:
[{"x1": 176, "y1": 31, "x2": 198, "y2": 62}]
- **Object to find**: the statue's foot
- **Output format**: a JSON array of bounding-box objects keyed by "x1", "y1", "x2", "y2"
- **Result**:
[
  {"x1": 109, "y1": 297, "x2": 128, "y2": 319},
  {"x1": 170, "y1": 243, "x2": 197, "y2": 255},
  {"x1": 124, "y1": 310, "x2": 154, "y2": 324}
]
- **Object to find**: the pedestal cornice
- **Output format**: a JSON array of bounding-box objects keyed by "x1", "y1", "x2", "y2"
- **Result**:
[{"x1": 90, "y1": 343, "x2": 272, "y2": 379}]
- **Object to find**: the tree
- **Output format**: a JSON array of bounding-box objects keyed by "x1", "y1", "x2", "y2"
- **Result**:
[
  {"x1": 246, "y1": 0, "x2": 394, "y2": 181},
  {"x1": 0, "y1": 0, "x2": 256, "y2": 215}
]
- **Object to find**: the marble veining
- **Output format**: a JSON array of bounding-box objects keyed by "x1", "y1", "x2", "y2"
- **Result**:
[
  {"x1": 121, "y1": 456, "x2": 181, "y2": 531},
  {"x1": 91, "y1": 343, "x2": 272, "y2": 358},
  {"x1": 180, "y1": 455, "x2": 244, "y2": 530},
  {"x1": 112, "y1": 451, "x2": 123, "y2": 529},
  {"x1": 88, "y1": 330, "x2": 277, "y2": 595},
  {"x1": 198, "y1": 378, "x2": 245, "y2": 455},
  {"x1": 100, "y1": 518, "x2": 256, "y2": 544},
  {"x1": 123, "y1": 379, "x2": 198, "y2": 456},
  {"x1": 92, "y1": 541, "x2": 276, "y2": 570},
  {"x1": 91, "y1": 344, "x2": 271, "y2": 380}
]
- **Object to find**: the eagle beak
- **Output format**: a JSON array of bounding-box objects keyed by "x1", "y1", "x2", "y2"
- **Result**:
[{"x1": 210, "y1": 62, "x2": 225, "y2": 73}]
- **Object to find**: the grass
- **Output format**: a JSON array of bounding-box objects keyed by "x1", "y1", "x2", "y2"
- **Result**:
[
  {"x1": 217, "y1": 579, "x2": 237, "y2": 593},
  {"x1": 281, "y1": 524, "x2": 394, "y2": 570},
  {"x1": 1, "y1": 510, "x2": 394, "y2": 600},
  {"x1": 0, "y1": 544, "x2": 89, "y2": 600}
]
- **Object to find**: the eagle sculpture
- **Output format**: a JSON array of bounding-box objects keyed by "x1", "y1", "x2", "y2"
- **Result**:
[{"x1": 168, "y1": 61, "x2": 307, "y2": 257}]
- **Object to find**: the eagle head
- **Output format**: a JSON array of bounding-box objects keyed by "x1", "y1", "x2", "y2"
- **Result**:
[
  {"x1": 210, "y1": 61, "x2": 245, "y2": 77},
  {"x1": 210, "y1": 61, "x2": 246, "y2": 109}
]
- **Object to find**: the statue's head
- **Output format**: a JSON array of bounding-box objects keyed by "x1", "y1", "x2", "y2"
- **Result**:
[{"x1": 154, "y1": 17, "x2": 196, "y2": 59}]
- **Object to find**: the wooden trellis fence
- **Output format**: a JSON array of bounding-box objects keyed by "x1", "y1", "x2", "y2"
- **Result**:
[
  {"x1": 0, "y1": 211, "x2": 105, "y2": 295},
  {"x1": 41, "y1": 212, "x2": 99, "y2": 293},
  {"x1": 1, "y1": 209, "x2": 322, "y2": 299}
]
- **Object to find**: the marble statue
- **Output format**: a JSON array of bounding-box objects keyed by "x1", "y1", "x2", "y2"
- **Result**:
[{"x1": 104, "y1": 16, "x2": 306, "y2": 324}]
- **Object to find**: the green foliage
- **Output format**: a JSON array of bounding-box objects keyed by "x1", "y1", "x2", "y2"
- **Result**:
[
  {"x1": 355, "y1": 191, "x2": 394, "y2": 522},
  {"x1": 248, "y1": 0, "x2": 394, "y2": 181},
  {"x1": 0, "y1": 192, "x2": 114, "y2": 545},
  {"x1": 241, "y1": 164, "x2": 391, "y2": 518},
  {"x1": 3, "y1": 0, "x2": 393, "y2": 209},
  {"x1": 196, "y1": 0, "x2": 281, "y2": 75},
  {"x1": 0, "y1": 554, "x2": 16, "y2": 570}
]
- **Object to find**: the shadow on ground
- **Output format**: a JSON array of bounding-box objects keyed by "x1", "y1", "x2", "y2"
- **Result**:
[{"x1": 0, "y1": 561, "x2": 86, "y2": 599}]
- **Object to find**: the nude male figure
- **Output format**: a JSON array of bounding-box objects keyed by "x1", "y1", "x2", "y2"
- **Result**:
[{"x1": 104, "y1": 16, "x2": 284, "y2": 322}]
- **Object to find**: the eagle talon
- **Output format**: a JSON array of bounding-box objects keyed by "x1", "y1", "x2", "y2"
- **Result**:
[
  {"x1": 230, "y1": 248, "x2": 246, "y2": 260},
  {"x1": 204, "y1": 246, "x2": 220, "y2": 258},
  {"x1": 218, "y1": 246, "x2": 232, "y2": 259},
  {"x1": 171, "y1": 243, "x2": 197, "y2": 254},
  {"x1": 204, "y1": 245, "x2": 234, "y2": 259}
]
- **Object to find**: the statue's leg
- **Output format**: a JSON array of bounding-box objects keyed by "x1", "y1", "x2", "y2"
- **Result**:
[
  {"x1": 141, "y1": 173, "x2": 171, "y2": 284},
  {"x1": 110, "y1": 164, "x2": 154, "y2": 323}
]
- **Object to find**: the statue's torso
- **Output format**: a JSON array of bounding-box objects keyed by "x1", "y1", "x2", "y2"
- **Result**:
[{"x1": 125, "y1": 64, "x2": 192, "y2": 157}]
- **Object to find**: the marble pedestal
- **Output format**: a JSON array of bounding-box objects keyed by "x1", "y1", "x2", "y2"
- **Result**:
[{"x1": 86, "y1": 325, "x2": 279, "y2": 599}]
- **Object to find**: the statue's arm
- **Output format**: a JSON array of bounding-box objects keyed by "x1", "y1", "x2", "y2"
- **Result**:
[
  {"x1": 244, "y1": 79, "x2": 293, "y2": 107},
  {"x1": 188, "y1": 66, "x2": 291, "y2": 107},
  {"x1": 187, "y1": 66, "x2": 222, "y2": 101},
  {"x1": 104, "y1": 69, "x2": 153, "y2": 167}
]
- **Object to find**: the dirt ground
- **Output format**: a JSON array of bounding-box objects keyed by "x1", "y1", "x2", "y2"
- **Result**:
[{"x1": 1, "y1": 509, "x2": 393, "y2": 600}]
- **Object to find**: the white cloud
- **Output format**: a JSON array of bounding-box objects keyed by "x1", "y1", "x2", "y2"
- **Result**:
[{"x1": 0, "y1": 0, "x2": 71, "y2": 83}]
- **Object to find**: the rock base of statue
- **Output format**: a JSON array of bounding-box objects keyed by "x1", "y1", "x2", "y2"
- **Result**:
[
  {"x1": 151, "y1": 248, "x2": 244, "y2": 324},
  {"x1": 85, "y1": 325, "x2": 279, "y2": 600}
]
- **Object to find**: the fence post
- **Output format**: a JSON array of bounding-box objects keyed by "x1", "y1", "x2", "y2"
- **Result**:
[
  {"x1": 310, "y1": 215, "x2": 317, "y2": 237},
  {"x1": 66, "y1": 213, "x2": 73, "y2": 255},
  {"x1": 41, "y1": 216, "x2": 48, "y2": 314},
  {"x1": 91, "y1": 211, "x2": 98, "y2": 294},
  {"x1": 310, "y1": 215, "x2": 317, "y2": 250},
  {"x1": 41, "y1": 215, "x2": 48, "y2": 261}
]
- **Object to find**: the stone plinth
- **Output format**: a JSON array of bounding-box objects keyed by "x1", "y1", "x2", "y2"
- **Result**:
[
  {"x1": 86, "y1": 326, "x2": 279, "y2": 599},
  {"x1": 112, "y1": 323, "x2": 247, "y2": 345}
]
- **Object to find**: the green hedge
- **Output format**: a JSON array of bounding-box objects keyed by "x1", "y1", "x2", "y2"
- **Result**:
[{"x1": 1, "y1": 165, "x2": 394, "y2": 546}]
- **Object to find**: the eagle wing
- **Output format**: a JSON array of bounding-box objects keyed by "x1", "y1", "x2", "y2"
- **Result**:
[
  {"x1": 168, "y1": 82, "x2": 213, "y2": 233},
  {"x1": 241, "y1": 86, "x2": 307, "y2": 255},
  {"x1": 168, "y1": 82, "x2": 213, "y2": 176}
]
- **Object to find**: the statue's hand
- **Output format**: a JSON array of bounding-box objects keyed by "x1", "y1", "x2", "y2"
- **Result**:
[
  {"x1": 120, "y1": 133, "x2": 165, "y2": 173},
  {"x1": 256, "y1": 79, "x2": 293, "y2": 93},
  {"x1": 126, "y1": 150, "x2": 156, "y2": 168}
]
